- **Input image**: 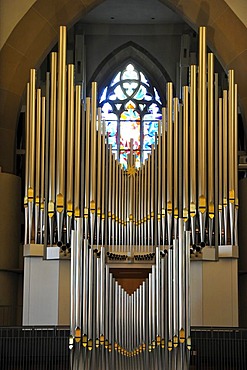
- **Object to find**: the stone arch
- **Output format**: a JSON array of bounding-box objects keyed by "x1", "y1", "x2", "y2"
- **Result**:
[
  {"x1": 89, "y1": 41, "x2": 173, "y2": 104},
  {"x1": 0, "y1": 0, "x2": 247, "y2": 172}
]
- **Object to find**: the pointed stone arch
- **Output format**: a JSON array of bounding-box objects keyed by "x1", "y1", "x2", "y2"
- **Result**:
[{"x1": 89, "y1": 41, "x2": 172, "y2": 103}]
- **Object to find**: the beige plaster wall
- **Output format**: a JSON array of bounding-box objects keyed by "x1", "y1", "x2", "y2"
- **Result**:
[
  {"x1": 0, "y1": 0, "x2": 36, "y2": 50},
  {"x1": 225, "y1": 0, "x2": 247, "y2": 27}
]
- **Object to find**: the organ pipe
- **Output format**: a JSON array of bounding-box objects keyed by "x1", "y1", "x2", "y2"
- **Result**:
[{"x1": 23, "y1": 25, "x2": 239, "y2": 369}]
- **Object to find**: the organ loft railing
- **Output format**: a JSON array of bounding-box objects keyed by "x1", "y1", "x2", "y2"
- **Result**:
[{"x1": 24, "y1": 26, "x2": 238, "y2": 369}]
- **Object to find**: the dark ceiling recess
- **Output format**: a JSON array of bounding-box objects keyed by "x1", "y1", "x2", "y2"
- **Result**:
[{"x1": 81, "y1": 0, "x2": 182, "y2": 24}]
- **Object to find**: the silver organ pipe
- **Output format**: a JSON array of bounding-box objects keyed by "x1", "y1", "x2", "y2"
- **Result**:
[{"x1": 23, "y1": 25, "x2": 239, "y2": 369}]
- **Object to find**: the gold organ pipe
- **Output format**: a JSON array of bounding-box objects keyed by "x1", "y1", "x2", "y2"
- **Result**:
[
  {"x1": 35, "y1": 89, "x2": 42, "y2": 205},
  {"x1": 133, "y1": 165, "x2": 137, "y2": 241},
  {"x1": 123, "y1": 167, "x2": 127, "y2": 246},
  {"x1": 118, "y1": 164, "x2": 122, "y2": 246},
  {"x1": 198, "y1": 26, "x2": 207, "y2": 213},
  {"x1": 157, "y1": 123, "x2": 162, "y2": 230},
  {"x1": 96, "y1": 113, "x2": 102, "y2": 247},
  {"x1": 138, "y1": 167, "x2": 142, "y2": 247},
  {"x1": 101, "y1": 132, "x2": 106, "y2": 233},
  {"x1": 108, "y1": 145, "x2": 112, "y2": 244},
  {"x1": 90, "y1": 82, "x2": 97, "y2": 214},
  {"x1": 190, "y1": 65, "x2": 196, "y2": 217},
  {"x1": 85, "y1": 98, "x2": 91, "y2": 212},
  {"x1": 143, "y1": 163, "x2": 147, "y2": 244},
  {"x1": 48, "y1": 52, "x2": 57, "y2": 219},
  {"x1": 151, "y1": 146, "x2": 155, "y2": 220},
  {"x1": 223, "y1": 91, "x2": 228, "y2": 206},
  {"x1": 74, "y1": 85, "x2": 81, "y2": 218},
  {"x1": 218, "y1": 98, "x2": 223, "y2": 211},
  {"x1": 40, "y1": 96, "x2": 46, "y2": 210},
  {"x1": 161, "y1": 108, "x2": 166, "y2": 218},
  {"x1": 167, "y1": 83, "x2": 173, "y2": 215},
  {"x1": 147, "y1": 154, "x2": 151, "y2": 245},
  {"x1": 218, "y1": 97, "x2": 223, "y2": 245},
  {"x1": 228, "y1": 70, "x2": 235, "y2": 203},
  {"x1": 121, "y1": 169, "x2": 125, "y2": 246},
  {"x1": 173, "y1": 98, "x2": 179, "y2": 219},
  {"x1": 111, "y1": 153, "x2": 116, "y2": 242},
  {"x1": 234, "y1": 84, "x2": 238, "y2": 208},
  {"x1": 56, "y1": 26, "x2": 67, "y2": 213},
  {"x1": 24, "y1": 83, "x2": 30, "y2": 209},
  {"x1": 183, "y1": 87, "x2": 189, "y2": 221},
  {"x1": 97, "y1": 119, "x2": 102, "y2": 218},
  {"x1": 117, "y1": 163, "x2": 123, "y2": 245},
  {"x1": 39, "y1": 95, "x2": 46, "y2": 244},
  {"x1": 161, "y1": 108, "x2": 166, "y2": 245},
  {"x1": 129, "y1": 139, "x2": 134, "y2": 221},
  {"x1": 234, "y1": 83, "x2": 238, "y2": 246},
  {"x1": 150, "y1": 146, "x2": 155, "y2": 245},
  {"x1": 28, "y1": 69, "x2": 36, "y2": 203},
  {"x1": 34, "y1": 88, "x2": 41, "y2": 243},
  {"x1": 67, "y1": 65, "x2": 75, "y2": 217},
  {"x1": 208, "y1": 53, "x2": 214, "y2": 218},
  {"x1": 228, "y1": 70, "x2": 235, "y2": 245},
  {"x1": 115, "y1": 160, "x2": 119, "y2": 245}
]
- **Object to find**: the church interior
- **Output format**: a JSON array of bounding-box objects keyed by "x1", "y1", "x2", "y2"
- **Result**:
[{"x1": 0, "y1": 0, "x2": 247, "y2": 369}]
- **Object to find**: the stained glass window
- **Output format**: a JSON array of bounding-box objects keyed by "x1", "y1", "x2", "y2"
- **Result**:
[{"x1": 99, "y1": 63, "x2": 163, "y2": 168}]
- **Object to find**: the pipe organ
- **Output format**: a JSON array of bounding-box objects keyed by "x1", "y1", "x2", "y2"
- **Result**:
[{"x1": 24, "y1": 25, "x2": 238, "y2": 369}]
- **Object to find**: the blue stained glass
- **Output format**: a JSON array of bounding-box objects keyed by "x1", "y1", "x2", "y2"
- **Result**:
[
  {"x1": 120, "y1": 151, "x2": 128, "y2": 169},
  {"x1": 113, "y1": 85, "x2": 126, "y2": 100},
  {"x1": 111, "y1": 72, "x2": 121, "y2": 86},
  {"x1": 123, "y1": 82, "x2": 138, "y2": 96},
  {"x1": 140, "y1": 72, "x2": 149, "y2": 86},
  {"x1": 148, "y1": 103, "x2": 162, "y2": 119},
  {"x1": 154, "y1": 88, "x2": 162, "y2": 104},
  {"x1": 143, "y1": 151, "x2": 149, "y2": 162},
  {"x1": 106, "y1": 119, "x2": 118, "y2": 150},
  {"x1": 101, "y1": 102, "x2": 113, "y2": 116},
  {"x1": 143, "y1": 120, "x2": 158, "y2": 150},
  {"x1": 135, "y1": 86, "x2": 146, "y2": 100},
  {"x1": 122, "y1": 64, "x2": 138, "y2": 80},
  {"x1": 99, "y1": 87, "x2": 107, "y2": 103},
  {"x1": 99, "y1": 62, "x2": 163, "y2": 168}
]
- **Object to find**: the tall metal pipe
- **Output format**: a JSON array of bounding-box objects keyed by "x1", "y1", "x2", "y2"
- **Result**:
[
  {"x1": 161, "y1": 108, "x2": 166, "y2": 245},
  {"x1": 84, "y1": 97, "x2": 91, "y2": 240},
  {"x1": 40, "y1": 96, "x2": 46, "y2": 244},
  {"x1": 66, "y1": 65, "x2": 75, "y2": 242},
  {"x1": 34, "y1": 88, "x2": 41, "y2": 244},
  {"x1": 208, "y1": 53, "x2": 214, "y2": 246},
  {"x1": 182, "y1": 87, "x2": 189, "y2": 224},
  {"x1": 28, "y1": 69, "x2": 36, "y2": 244},
  {"x1": 228, "y1": 70, "x2": 235, "y2": 245},
  {"x1": 234, "y1": 84, "x2": 238, "y2": 246},
  {"x1": 173, "y1": 98, "x2": 179, "y2": 239},
  {"x1": 223, "y1": 90, "x2": 228, "y2": 245},
  {"x1": 90, "y1": 82, "x2": 97, "y2": 245},
  {"x1": 198, "y1": 26, "x2": 207, "y2": 242},
  {"x1": 190, "y1": 65, "x2": 197, "y2": 244},
  {"x1": 75, "y1": 219, "x2": 83, "y2": 337},
  {"x1": 218, "y1": 98, "x2": 223, "y2": 245},
  {"x1": 96, "y1": 122, "x2": 102, "y2": 247},
  {"x1": 56, "y1": 26, "x2": 67, "y2": 243},
  {"x1": 70, "y1": 229, "x2": 76, "y2": 337},
  {"x1": 24, "y1": 83, "x2": 30, "y2": 245},
  {"x1": 167, "y1": 83, "x2": 173, "y2": 245},
  {"x1": 48, "y1": 52, "x2": 57, "y2": 245},
  {"x1": 74, "y1": 85, "x2": 81, "y2": 221}
]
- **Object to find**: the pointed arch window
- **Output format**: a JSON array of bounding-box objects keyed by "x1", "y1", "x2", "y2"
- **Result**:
[{"x1": 99, "y1": 63, "x2": 163, "y2": 168}]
